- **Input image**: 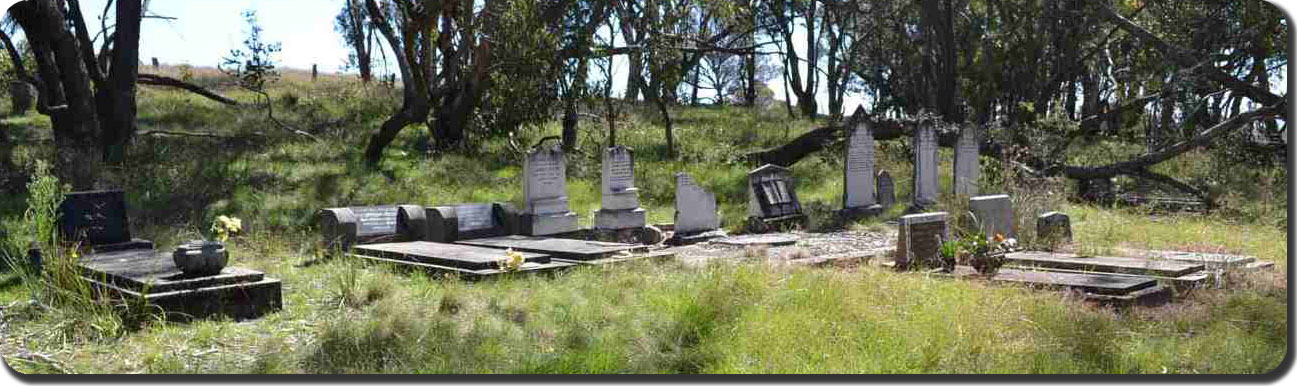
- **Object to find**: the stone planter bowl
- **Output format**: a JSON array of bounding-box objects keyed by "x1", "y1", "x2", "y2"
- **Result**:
[{"x1": 172, "y1": 240, "x2": 228, "y2": 276}]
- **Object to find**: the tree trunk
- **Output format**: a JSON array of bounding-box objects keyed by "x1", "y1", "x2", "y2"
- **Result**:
[
  {"x1": 99, "y1": 0, "x2": 142, "y2": 164},
  {"x1": 12, "y1": 0, "x2": 103, "y2": 190}
]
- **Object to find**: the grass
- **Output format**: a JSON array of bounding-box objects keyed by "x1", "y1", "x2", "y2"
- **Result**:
[{"x1": 0, "y1": 69, "x2": 1287, "y2": 374}]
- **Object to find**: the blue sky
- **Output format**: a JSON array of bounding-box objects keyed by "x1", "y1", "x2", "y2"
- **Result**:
[{"x1": 5, "y1": 0, "x2": 1294, "y2": 115}]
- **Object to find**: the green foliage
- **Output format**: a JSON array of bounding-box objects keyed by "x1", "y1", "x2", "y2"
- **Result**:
[{"x1": 219, "y1": 10, "x2": 282, "y2": 94}]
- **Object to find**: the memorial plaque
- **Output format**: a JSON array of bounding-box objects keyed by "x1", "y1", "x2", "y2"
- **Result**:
[
  {"x1": 844, "y1": 122, "x2": 876, "y2": 209},
  {"x1": 876, "y1": 170, "x2": 895, "y2": 209},
  {"x1": 352, "y1": 206, "x2": 399, "y2": 236},
  {"x1": 953, "y1": 125, "x2": 981, "y2": 196},
  {"x1": 913, "y1": 124, "x2": 939, "y2": 207},
  {"x1": 58, "y1": 190, "x2": 131, "y2": 246},
  {"x1": 456, "y1": 204, "x2": 497, "y2": 232},
  {"x1": 895, "y1": 212, "x2": 948, "y2": 270},
  {"x1": 675, "y1": 173, "x2": 720, "y2": 234}
]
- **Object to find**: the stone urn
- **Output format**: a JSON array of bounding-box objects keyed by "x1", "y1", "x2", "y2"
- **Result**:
[{"x1": 173, "y1": 240, "x2": 228, "y2": 276}]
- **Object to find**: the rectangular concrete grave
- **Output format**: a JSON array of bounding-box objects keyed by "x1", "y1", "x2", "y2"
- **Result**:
[
  {"x1": 78, "y1": 248, "x2": 281, "y2": 322},
  {"x1": 522, "y1": 144, "x2": 579, "y2": 236},
  {"x1": 895, "y1": 212, "x2": 948, "y2": 270},
  {"x1": 1004, "y1": 251, "x2": 1205, "y2": 277},
  {"x1": 319, "y1": 205, "x2": 406, "y2": 250},
  {"x1": 946, "y1": 266, "x2": 1158, "y2": 296},
  {"x1": 1114, "y1": 248, "x2": 1257, "y2": 269},
  {"x1": 953, "y1": 125, "x2": 981, "y2": 196},
  {"x1": 353, "y1": 241, "x2": 552, "y2": 270},
  {"x1": 968, "y1": 194, "x2": 1016, "y2": 239},
  {"x1": 843, "y1": 119, "x2": 879, "y2": 214},
  {"x1": 912, "y1": 124, "x2": 940, "y2": 208},
  {"x1": 456, "y1": 235, "x2": 648, "y2": 262}
]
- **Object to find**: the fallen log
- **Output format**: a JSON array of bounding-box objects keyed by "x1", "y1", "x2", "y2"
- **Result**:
[{"x1": 137, "y1": 74, "x2": 240, "y2": 106}]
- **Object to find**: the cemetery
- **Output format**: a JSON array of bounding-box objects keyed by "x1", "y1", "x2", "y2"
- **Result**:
[{"x1": 0, "y1": 0, "x2": 1286, "y2": 375}]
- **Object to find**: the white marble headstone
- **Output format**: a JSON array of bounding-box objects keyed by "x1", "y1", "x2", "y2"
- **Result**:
[
  {"x1": 913, "y1": 124, "x2": 939, "y2": 206},
  {"x1": 675, "y1": 173, "x2": 720, "y2": 234},
  {"x1": 953, "y1": 125, "x2": 981, "y2": 196},
  {"x1": 601, "y1": 146, "x2": 640, "y2": 211},
  {"x1": 844, "y1": 121, "x2": 876, "y2": 209},
  {"x1": 523, "y1": 145, "x2": 571, "y2": 215}
]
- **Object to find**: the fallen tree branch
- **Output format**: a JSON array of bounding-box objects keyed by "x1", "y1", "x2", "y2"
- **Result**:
[
  {"x1": 742, "y1": 115, "x2": 1002, "y2": 166},
  {"x1": 136, "y1": 130, "x2": 265, "y2": 140},
  {"x1": 137, "y1": 74, "x2": 240, "y2": 106}
]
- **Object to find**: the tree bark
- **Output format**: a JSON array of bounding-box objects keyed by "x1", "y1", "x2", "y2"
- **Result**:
[{"x1": 100, "y1": 0, "x2": 142, "y2": 164}]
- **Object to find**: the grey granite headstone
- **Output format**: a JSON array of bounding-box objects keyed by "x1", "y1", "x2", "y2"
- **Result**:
[
  {"x1": 595, "y1": 146, "x2": 646, "y2": 230},
  {"x1": 748, "y1": 164, "x2": 802, "y2": 219},
  {"x1": 953, "y1": 125, "x2": 980, "y2": 196},
  {"x1": 674, "y1": 172, "x2": 720, "y2": 234},
  {"x1": 843, "y1": 120, "x2": 876, "y2": 210},
  {"x1": 522, "y1": 145, "x2": 579, "y2": 236},
  {"x1": 896, "y1": 212, "x2": 948, "y2": 270},
  {"x1": 320, "y1": 205, "x2": 403, "y2": 250},
  {"x1": 969, "y1": 194, "x2": 1016, "y2": 239},
  {"x1": 1036, "y1": 212, "x2": 1072, "y2": 244},
  {"x1": 913, "y1": 124, "x2": 940, "y2": 207},
  {"x1": 876, "y1": 170, "x2": 895, "y2": 209},
  {"x1": 426, "y1": 203, "x2": 519, "y2": 242}
]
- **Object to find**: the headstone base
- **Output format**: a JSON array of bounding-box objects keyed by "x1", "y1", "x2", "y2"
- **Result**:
[
  {"x1": 665, "y1": 229, "x2": 729, "y2": 246},
  {"x1": 744, "y1": 214, "x2": 807, "y2": 234},
  {"x1": 838, "y1": 204, "x2": 884, "y2": 220},
  {"x1": 79, "y1": 248, "x2": 281, "y2": 322},
  {"x1": 594, "y1": 208, "x2": 647, "y2": 230},
  {"x1": 521, "y1": 212, "x2": 580, "y2": 236}
]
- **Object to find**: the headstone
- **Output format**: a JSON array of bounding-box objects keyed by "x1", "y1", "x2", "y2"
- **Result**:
[
  {"x1": 912, "y1": 124, "x2": 940, "y2": 208},
  {"x1": 594, "y1": 146, "x2": 647, "y2": 230},
  {"x1": 748, "y1": 164, "x2": 802, "y2": 219},
  {"x1": 895, "y1": 212, "x2": 948, "y2": 270},
  {"x1": 58, "y1": 190, "x2": 131, "y2": 246},
  {"x1": 968, "y1": 194, "x2": 1016, "y2": 239},
  {"x1": 953, "y1": 125, "x2": 981, "y2": 196},
  {"x1": 319, "y1": 205, "x2": 402, "y2": 250},
  {"x1": 1036, "y1": 212, "x2": 1072, "y2": 244},
  {"x1": 424, "y1": 203, "x2": 518, "y2": 242},
  {"x1": 842, "y1": 120, "x2": 881, "y2": 215},
  {"x1": 876, "y1": 170, "x2": 895, "y2": 209},
  {"x1": 674, "y1": 172, "x2": 720, "y2": 234},
  {"x1": 521, "y1": 145, "x2": 579, "y2": 236}
]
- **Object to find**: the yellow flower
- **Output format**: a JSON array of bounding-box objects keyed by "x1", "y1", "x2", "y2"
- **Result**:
[{"x1": 500, "y1": 248, "x2": 525, "y2": 272}]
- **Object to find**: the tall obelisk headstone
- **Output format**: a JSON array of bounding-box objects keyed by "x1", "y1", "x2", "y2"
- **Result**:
[
  {"x1": 842, "y1": 113, "x2": 882, "y2": 217},
  {"x1": 953, "y1": 124, "x2": 981, "y2": 196},
  {"x1": 521, "y1": 144, "x2": 579, "y2": 236},
  {"x1": 911, "y1": 122, "x2": 940, "y2": 209}
]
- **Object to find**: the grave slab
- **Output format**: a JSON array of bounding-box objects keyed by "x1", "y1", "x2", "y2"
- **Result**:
[
  {"x1": 351, "y1": 251, "x2": 577, "y2": 279},
  {"x1": 713, "y1": 234, "x2": 800, "y2": 247},
  {"x1": 1005, "y1": 251, "x2": 1204, "y2": 277},
  {"x1": 78, "y1": 248, "x2": 281, "y2": 322},
  {"x1": 456, "y1": 235, "x2": 647, "y2": 261},
  {"x1": 1115, "y1": 248, "x2": 1256, "y2": 268},
  {"x1": 354, "y1": 241, "x2": 551, "y2": 271},
  {"x1": 948, "y1": 266, "x2": 1157, "y2": 295}
]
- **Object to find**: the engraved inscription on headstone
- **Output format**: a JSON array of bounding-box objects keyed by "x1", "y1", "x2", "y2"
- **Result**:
[
  {"x1": 456, "y1": 204, "x2": 497, "y2": 232},
  {"x1": 913, "y1": 124, "x2": 939, "y2": 207},
  {"x1": 675, "y1": 172, "x2": 720, "y2": 234},
  {"x1": 876, "y1": 170, "x2": 895, "y2": 209},
  {"x1": 352, "y1": 206, "x2": 399, "y2": 236},
  {"x1": 844, "y1": 122, "x2": 876, "y2": 209},
  {"x1": 953, "y1": 125, "x2": 981, "y2": 196},
  {"x1": 895, "y1": 212, "x2": 948, "y2": 270},
  {"x1": 596, "y1": 146, "x2": 646, "y2": 231}
]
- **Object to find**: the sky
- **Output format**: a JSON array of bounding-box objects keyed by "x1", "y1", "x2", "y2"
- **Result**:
[{"x1": 4, "y1": 0, "x2": 1294, "y2": 116}]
